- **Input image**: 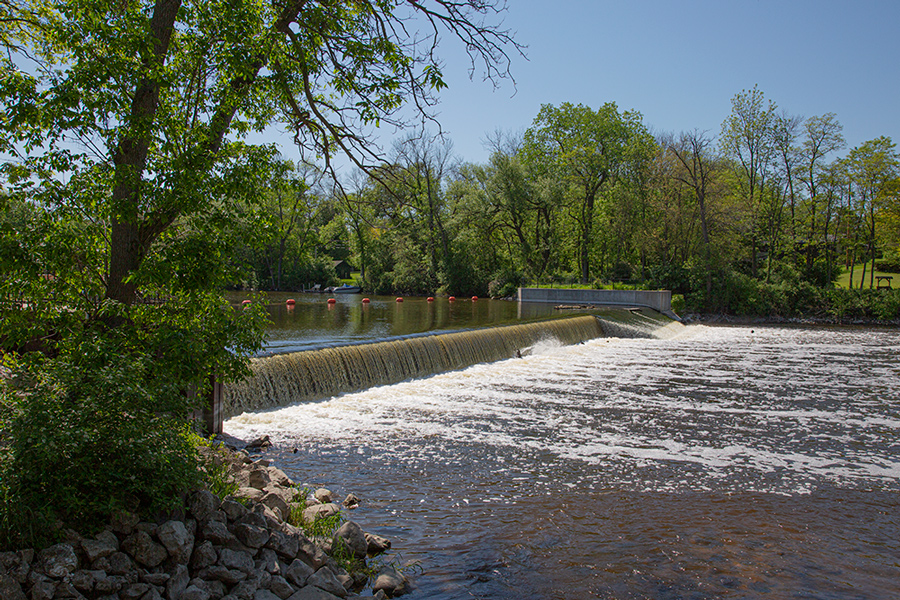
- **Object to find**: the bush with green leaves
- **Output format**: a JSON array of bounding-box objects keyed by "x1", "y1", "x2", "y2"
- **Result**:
[
  {"x1": 0, "y1": 293, "x2": 267, "y2": 550},
  {"x1": 487, "y1": 268, "x2": 522, "y2": 299},
  {"x1": 681, "y1": 265, "x2": 900, "y2": 320}
]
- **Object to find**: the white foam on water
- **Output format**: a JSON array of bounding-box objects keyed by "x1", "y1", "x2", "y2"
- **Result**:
[{"x1": 227, "y1": 325, "x2": 900, "y2": 493}]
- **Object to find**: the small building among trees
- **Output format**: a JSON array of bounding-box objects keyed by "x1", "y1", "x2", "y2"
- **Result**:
[{"x1": 332, "y1": 260, "x2": 354, "y2": 280}]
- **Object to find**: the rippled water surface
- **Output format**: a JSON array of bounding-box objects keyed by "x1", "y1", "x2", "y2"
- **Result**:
[{"x1": 227, "y1": 325, "x2": 900, "y2": 599}]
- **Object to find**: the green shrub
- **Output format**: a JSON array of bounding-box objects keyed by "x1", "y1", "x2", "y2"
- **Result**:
[
  {"x1": 488, "y1": 268, "x2": 522, "y2": 299},
  {"x1": 0, "y1": 292, "x2": 267, "y2": 550},
  {"x1": 1, "y1": 347, "x2": 205, "y2": 542},
  {"x1": 196, "y1": 435, "x2": 241, "y2": 501},
  {"x1": 646, "y1": 264, "x2": 691, "y2": 294},
  {"x1": 875, "y1": 259, "x2": 900, "y2": 273},
  {"x1": 680, "y1": 266, "x2": 900, "y2": 320},
  {"x1": 875, "y1": 289, "x2": 900, "y2": 320},
  {"x1": 605, "y1": 261, "x2": 633, "y2": 283}
]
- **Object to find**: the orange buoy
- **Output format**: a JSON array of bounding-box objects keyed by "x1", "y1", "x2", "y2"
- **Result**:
[
  {"x1": 396, "y1": 297, "x2": 404, "y2": 303},
  {"x1": 427, "y1": 296, "x2": 434, "y2": 302},
  {"x1": 362, "y1": 298, "x2": 370, "y2": 303},
  {"x1": 327, "y1": 298, "x2": 337, "y2": 304},
  {"x1": 471, "y1": 296, "x2": 478, "y2": 301},
  {"x1": 448, "y1": 296, "x2": 456, "y2": 302},
  {"x1": 286, "y1": 299, "x2": 296, "y2": 305}
]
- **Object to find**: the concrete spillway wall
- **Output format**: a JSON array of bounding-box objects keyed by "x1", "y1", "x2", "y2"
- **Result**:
[
  {"x1": 206, "y1": 309, "x2": 683, "y2": 432},
  {"x1": 224, "y1": 315, "x2": 605, "y2": 419},
  {"x1": 517, "y1": 287, "x2": 677, "y2": 319}
]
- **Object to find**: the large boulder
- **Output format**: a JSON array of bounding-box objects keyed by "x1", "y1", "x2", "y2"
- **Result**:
[
  {"x1": 221, "y1": 498, "x2": 250, "y2": 522},
  {"x1": 217, "y1": 548, "x2": 256, "y2": 575},
  {"x1": 0, "y1": 550, "x2": 33, "y2": 584},
  {"x1": 284, "y1": 559, "x2": 314, "y2": 588},
  {"x1": 166, "y1": 564, "x2": 190, "y2": 600},
  {"x1": 365, "y1": 532, "x2": 391, "y2": 556},
  {"x1": 248, "y1": 468, "x2": 272, "y2": 490},
  {"x1": 265, "y1": 530, "x2": 299, "y2": 560},
  {"x1": 201, "y1": 520, "x2": 237, "y2": 546},
  {"x1": 234, "y1": 522, "x2": 271, "y2": 549},
  {"x1": 306, "y1": 567, "x2": 347, "y2": 598},
  {"x1": 267, "y1": 467, "x2": 294, "y2": 487},
  {"x1": 332, "y1": 522, "x2": 367, "y2": 560},
  {"x1": 0, "y1": 574, "x2": 26, "y2": 600},
  {"x1": 301, "y1": 503, "x2": 340, "y2": 524},
  {"x1": 37, "y1": 543, "x2": 78, "y2": 579},
  {"x1": 266, "y1": 574, "x2": 295, "y2": 599},
  {"x1": 190, "y1": 541, "x2": 218, "y2": 571},
  {"x1": 372, "y1": 567, "x2": 408, "y2": 598},
  {"x1": 188, "y1": 490, "x2": 221, "y2": 522},
  {"x1": 285, "y1": 585, "x2": 344, "y2": 600},
  {"x1": 81, "y1": 531, "x2": 119, "y2": 563},
  {"x1": 122, "y1": 531, "x2": 167, "y2": 568},
  {"x1": 157, "y1": 520, "x2": 195, "y2": 564}
]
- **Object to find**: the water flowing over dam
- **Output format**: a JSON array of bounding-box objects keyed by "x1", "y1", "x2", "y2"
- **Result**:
[
  {"x1": 224, "y1": 312, "x2": 674, "y2": 418},
  {"x1": 227, "y1": 323, "x2": 900, "y2": 600}
]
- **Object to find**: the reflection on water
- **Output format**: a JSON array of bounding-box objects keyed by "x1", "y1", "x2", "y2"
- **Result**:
[
  {"x1": 227, "y1": 325, "x2": 900, "y2": 599},
  {"x1": 228, "y1": 292, "x2": 566, "y2": 354}
]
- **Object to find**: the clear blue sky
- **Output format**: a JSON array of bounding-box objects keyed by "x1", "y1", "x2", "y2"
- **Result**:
[{"x1": 381, "y1": 0, "x2": 900, "y2": 166}]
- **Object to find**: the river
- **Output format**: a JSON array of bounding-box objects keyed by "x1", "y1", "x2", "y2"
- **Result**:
[
  {"x1": 236, "y1": 292, "x2": 561, "y2": 355},
  {"x1": 226, "y1": 323, "x2": 900, "y2": 599}
]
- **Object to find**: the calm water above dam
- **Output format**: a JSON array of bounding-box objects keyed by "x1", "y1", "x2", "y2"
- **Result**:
[
  {"x1": 227, "y1": 324, "x2": 900, "y2": 599},
  {"x1": 229, "y1": 292, "x2": 565, "y2": 354}
]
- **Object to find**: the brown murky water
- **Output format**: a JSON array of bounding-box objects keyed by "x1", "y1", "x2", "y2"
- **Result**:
[{"x1": 228, "y1": 325, "x2": 900, "y2": 599}]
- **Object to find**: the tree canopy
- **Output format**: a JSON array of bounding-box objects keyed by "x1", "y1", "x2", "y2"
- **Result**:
[
  {"x1": 1, "y1": 0, "x2": 521, "y2": 305},
  {"x1": 522, "y1": 102, "x2": 651, "y2": 283},
  {"x1": 0, "y1": 0, "x2": 521, "y2": 544}
]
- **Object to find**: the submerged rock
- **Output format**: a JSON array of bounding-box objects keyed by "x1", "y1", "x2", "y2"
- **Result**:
[
  {"x1": 245, "y1": 435, "x2": 272, "y2": 451},
  {"x1": 372, "y1": 567, "x2": 408, "y2": 598}
]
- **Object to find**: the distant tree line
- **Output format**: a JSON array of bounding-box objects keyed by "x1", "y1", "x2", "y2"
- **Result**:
[{"x1": 231, "y1": 87, "x2": 900, "y2": 317}]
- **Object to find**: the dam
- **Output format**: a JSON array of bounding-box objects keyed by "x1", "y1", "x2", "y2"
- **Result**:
[{"x1": 213, "y1": 302, "x2": 683, "y2": 429}]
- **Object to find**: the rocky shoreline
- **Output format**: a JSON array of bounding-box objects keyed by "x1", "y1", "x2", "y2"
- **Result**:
[{"x1": 0, "y1": 439, "x2": 409, "y2": 600}]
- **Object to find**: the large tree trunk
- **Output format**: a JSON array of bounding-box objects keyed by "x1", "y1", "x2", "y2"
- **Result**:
[{"x1": 105, "y1": 0, "x2": 183, "y2": 306}]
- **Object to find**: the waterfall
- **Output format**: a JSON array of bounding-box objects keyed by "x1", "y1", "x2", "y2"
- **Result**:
[
  {"x1": 224, "y1": 311, "x2": 685, "y2": 417},
  {"x1": 595, "y1": 309, "x2": 685, "y2": 339},
  {"x1": 224, "y1": 315, "x2": 605, "y2": 417}
]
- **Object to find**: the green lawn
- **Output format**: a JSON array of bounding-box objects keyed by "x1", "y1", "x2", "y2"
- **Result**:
[{"x1": 836, "y1": 261, "x2": 898, "y2": 289}]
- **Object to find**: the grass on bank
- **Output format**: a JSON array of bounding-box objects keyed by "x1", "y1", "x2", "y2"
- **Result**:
[
  {"x1": 835, "y1": 261, "x2": 899, "y2": 289},
  {"x1": 287, "y1": 487, "x2": 417, "y2": 581}
]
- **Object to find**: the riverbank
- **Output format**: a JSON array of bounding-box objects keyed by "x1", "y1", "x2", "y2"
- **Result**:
[
  {"x1": 0, "y1": 439, "x2": 410, "y2": 599},
  {"x1": 681, "y1": 312, "x2": 900, "y2": 327}
]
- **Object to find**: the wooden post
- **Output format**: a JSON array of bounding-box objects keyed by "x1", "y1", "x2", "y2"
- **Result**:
[{"x1": 190, "y1": 375, "x2": 224, "y2": 435}]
